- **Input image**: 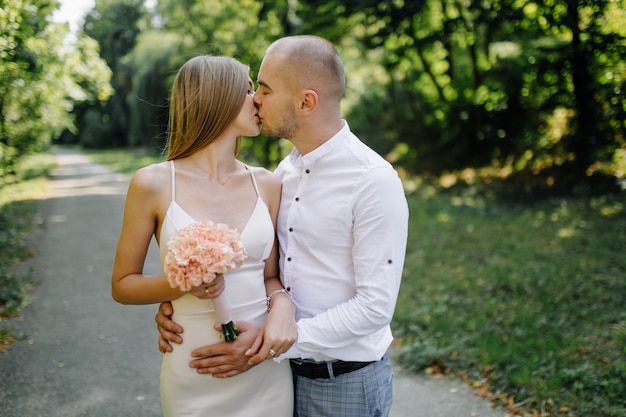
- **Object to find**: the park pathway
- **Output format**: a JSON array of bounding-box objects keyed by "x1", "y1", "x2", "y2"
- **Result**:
[{"x1": 0, "y1": 148, "x2": 505, "y2": 417}]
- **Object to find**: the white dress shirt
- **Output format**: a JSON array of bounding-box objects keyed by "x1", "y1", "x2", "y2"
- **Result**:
[{"x1": 275, "y1": 121, "x2": 409, "y2": 362}]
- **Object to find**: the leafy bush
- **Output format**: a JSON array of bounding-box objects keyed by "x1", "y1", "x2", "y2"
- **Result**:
[{"x1": 0, "y1": 200, "x2": 38, "y2": 340}]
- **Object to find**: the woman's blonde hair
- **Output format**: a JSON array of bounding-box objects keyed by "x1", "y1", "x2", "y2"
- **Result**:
[{"x1": 165, "y1": 56, "x2": 249, "y2": 160}]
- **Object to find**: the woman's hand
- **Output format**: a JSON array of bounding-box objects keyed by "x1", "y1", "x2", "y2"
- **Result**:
[
  {"x1": 188, "y1": 274, "x2": 225, "y2": 299},
  {"x1": 246, "y1": 294, "x2": 297, "y2": 365}
]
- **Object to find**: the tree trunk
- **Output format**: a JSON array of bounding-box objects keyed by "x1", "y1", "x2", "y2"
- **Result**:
[{"x1": 567, "y1": 0, "x2": 596, "y2": 175}]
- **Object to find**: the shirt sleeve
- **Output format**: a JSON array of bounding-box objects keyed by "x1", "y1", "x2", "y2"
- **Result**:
[{"x1": 281, "y1": 166, "x2": 409, "y2": 359}]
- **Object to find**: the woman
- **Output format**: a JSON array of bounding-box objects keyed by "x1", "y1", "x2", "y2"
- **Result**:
[{"x1": 111, "y1": 55, "x2": 295, "y2": 416}]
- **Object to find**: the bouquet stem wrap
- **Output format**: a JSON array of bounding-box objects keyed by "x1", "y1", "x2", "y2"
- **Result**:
[
  {"x1": 164, "y1": 221, "x2": 247, "y2": 342},
  {"x1": 212, "y1": 295, "x2": 237, "y2": 342}
]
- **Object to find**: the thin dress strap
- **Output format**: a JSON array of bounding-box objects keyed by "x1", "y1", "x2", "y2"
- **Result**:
[
  {"x1": 246, "y1": 165, "x2": 261, "y2": 198},
  {"x1": 169, "y1": 160, "x2": 176, "y2": 202}
]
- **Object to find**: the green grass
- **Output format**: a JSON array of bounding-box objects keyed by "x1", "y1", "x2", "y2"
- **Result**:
[
  {"x1": 394, "y1": 184, "x2": 626, "y2": 416},
  {"x1": 0, "y1": 152, "x2": 56, "y2": 350}
]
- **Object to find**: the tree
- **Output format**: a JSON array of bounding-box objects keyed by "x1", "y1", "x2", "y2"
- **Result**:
[
  {"x1": 531, "y1": 0, "x2": 625, "y2": 179},
  {"x1": 0, "y1": 0, "x2": 112, "y2": 176},
  {"x1": 82, "y1": 0, "x2": 148, "y2": 147},
  {"x1": 297, "y1": 0, "x2": 625, "y2": 186},
  {"x1": 124, "y1": 30, "x2": 182, "y2": 150},
  {"x1": 296, "y1": 0, "x2": 532, "y2": 172}
]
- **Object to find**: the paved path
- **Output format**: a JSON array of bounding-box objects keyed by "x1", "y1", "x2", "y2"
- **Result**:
[{"x1": 0, "y1": 148, "x2": 505, "y2": 417}]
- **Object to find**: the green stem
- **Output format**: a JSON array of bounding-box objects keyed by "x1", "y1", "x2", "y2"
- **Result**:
[{"x1": 221, "y1": 321, "x2": 238, "y2": 342}]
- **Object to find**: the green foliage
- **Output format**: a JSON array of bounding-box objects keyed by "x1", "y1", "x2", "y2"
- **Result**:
[
  {"x1": 3, "y1": 0, "x2": 625, "y2": 185},
  {"x1": 81, "y1": 0, "x2": 148, "y2": 148},
  {"x1": 118, "y1": 0, "x2": 293, "y2": 160},
  {"x1": 394, "y1": 183, "x2": 626, "y2": 416},
  {"x1": 125, "y1": 30, "x2": 183, "y2": 151},
  {"x1": 156, "y1": 0, "x2": 277, "y2": 68},
  {"x1": 83, "y1": 0, "x2": 148, "y2": 69},
  {"x1": 0, "y1": 263, "x2": 33, "y2": 319},
  {"x1": 79, "y1": 0, "x2": 622, "y2": 184},
  {"x1": 0, "y1": 0, "x2": 112, "y2": 176},
  {"x1": 298, "y1": 0, "x2": 625, "y2": 185}
]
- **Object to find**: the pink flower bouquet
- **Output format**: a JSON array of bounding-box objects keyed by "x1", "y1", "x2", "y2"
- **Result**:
[{"x1": 164, "y1": 221, "x2": 247, "y2": 342}]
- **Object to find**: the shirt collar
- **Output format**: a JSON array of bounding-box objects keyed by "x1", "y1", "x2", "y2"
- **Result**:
[{"x1": 289, "y1": 120, "x2": 350, "y2": 166}]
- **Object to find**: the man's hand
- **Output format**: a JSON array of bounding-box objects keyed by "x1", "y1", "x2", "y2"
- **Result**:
[
  {"x1": 156, "y1": 275, "x2": 225, "y2": 352},
  {"x1": 156, "y1": 301, "x2": 182, "y2": 353},
  {"x1": 189, "y1": 321, "x2": 261, "y2": 378}
]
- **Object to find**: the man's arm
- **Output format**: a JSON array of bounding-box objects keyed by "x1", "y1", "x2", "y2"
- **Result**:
[{"x1": 282, "y1": 167, "x2": 408, "y2": 359}]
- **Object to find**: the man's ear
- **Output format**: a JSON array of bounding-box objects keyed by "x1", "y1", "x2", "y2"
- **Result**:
[{"x1": 299, "y1": 89, "x2": 319, "y2": 114}]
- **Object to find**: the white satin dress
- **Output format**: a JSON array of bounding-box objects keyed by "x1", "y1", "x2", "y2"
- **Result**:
[{"x1": 158, "y1": 160, "x2": 293, "y2": 417}]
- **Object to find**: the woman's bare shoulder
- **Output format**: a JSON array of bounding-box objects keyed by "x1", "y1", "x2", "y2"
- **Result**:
[
  {"x1": 246, "y1": 165, "x2": 281, "y2": 209},
  {"x1": 130, "y1": 161, "x2": 170, "y2": 193}
]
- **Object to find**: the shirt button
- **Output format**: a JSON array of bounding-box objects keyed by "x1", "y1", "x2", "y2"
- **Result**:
[
  {"x1": 295, "y1": 197, "x2": 300, "y2": 202},
  {"x1": 305, "y1": 169, "x2": 310, "y2": 174},
  {"x1": 287, "y1": 257, "x2": 292, "y2": 262},
  {"x1": 289, "y1": 227, "x2": 294, "y2": 232},
  {"x1": 286, "y1": 287, "x2": 291, "y2": 292}
]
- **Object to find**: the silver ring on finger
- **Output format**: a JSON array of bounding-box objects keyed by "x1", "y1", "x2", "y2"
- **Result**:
[{"x1": 269, "y1": 348, "x2": 277, "y2": 357}]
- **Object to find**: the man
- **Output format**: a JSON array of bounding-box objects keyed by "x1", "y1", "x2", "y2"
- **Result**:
[{"x1": 157, "y1": 35, "x2": 408, "y2": 416}]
